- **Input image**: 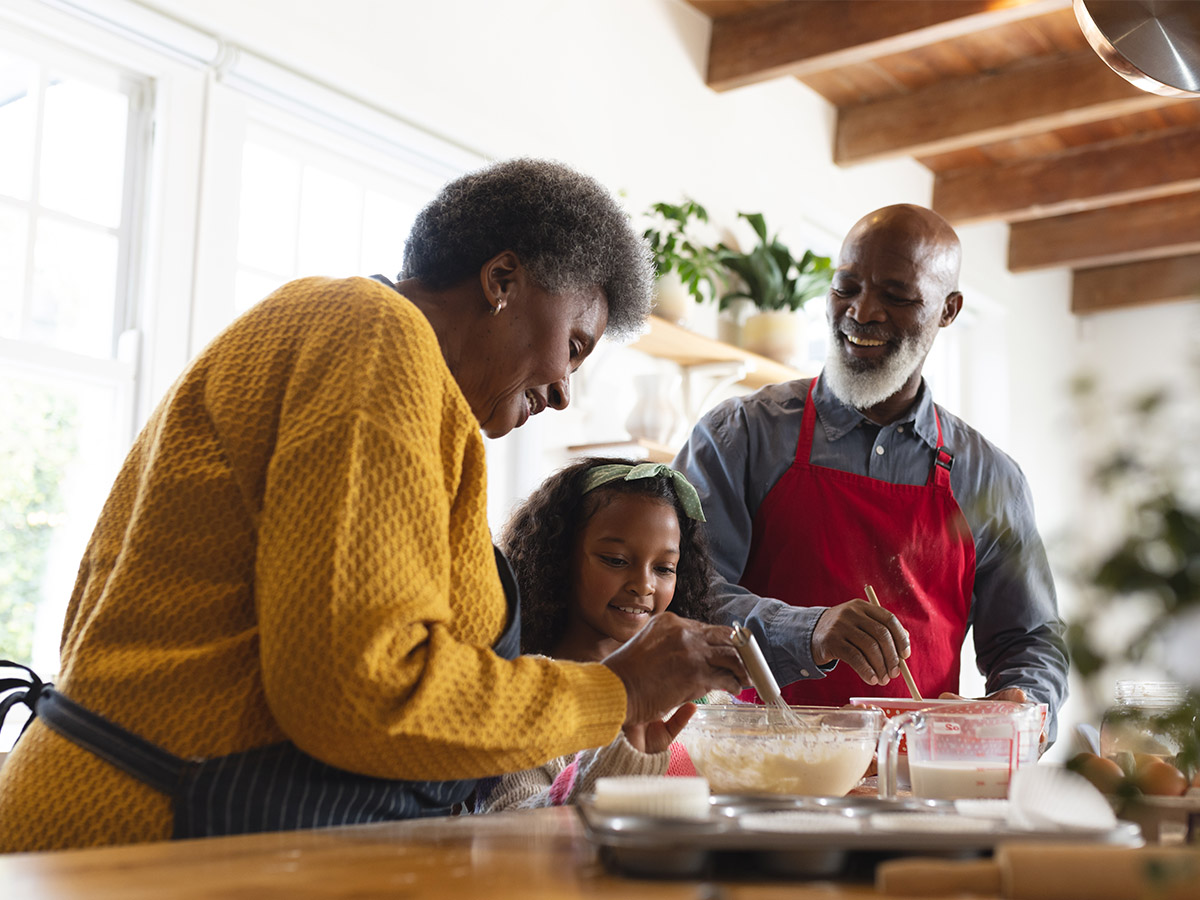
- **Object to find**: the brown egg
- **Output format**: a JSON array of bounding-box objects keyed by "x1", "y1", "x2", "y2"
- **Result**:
[
  {"x1": 1133, "y1": 752, "x2": 1166, "y2": 772},
  {"x1": 1070, "y1": 752, "x2": 1125, "y2": 794},
  {"x1": 1134, "y1": 759, "x2": 1189, "y2": 797}
]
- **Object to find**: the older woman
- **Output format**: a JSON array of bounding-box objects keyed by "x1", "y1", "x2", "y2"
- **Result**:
[{"x1": 0, "y1": 159, "x2": 746, "y2": 852}]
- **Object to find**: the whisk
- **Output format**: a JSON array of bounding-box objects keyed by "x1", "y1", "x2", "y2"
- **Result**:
[{"x1": 730, "y1": 621, "x2": 800, "y2": 726}]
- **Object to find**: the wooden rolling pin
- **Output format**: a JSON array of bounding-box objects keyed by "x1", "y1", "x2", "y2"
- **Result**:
[{"x1": 877, "y1": 843, "x2": 1200, "y2": 900}]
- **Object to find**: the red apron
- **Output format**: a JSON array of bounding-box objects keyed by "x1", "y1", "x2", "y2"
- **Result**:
[{"x1": 739, "y1": 379, "x2": 975, "y2": 706}]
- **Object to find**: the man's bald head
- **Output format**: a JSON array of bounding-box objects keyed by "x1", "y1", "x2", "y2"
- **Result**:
[{"x1": 840, "y1": 204, "x2": 962, "y2": 298}]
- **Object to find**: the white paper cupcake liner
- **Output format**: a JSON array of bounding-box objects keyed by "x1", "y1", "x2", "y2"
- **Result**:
[{"x1": 592, "y1": 776, "x2": 711, "y2": 819}]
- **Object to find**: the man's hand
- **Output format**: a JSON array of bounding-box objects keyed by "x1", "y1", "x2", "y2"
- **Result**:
[
  {"x1": 603, "y1": 613, "x2": 748, "y2": 729},
  {"x1": 623, "y1": 703, "x2": 696, "y2": 754},
  {"x1": 811, "y1": 599, "x2": 910, "y2": 686}
]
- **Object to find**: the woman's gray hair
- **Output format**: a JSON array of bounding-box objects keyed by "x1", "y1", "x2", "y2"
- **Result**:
[{"x1": 400, "y1": 158, "x2": 653, "y2": 340}]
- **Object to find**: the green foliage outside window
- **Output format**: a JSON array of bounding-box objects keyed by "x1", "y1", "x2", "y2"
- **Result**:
[{"x1": 0, "y1": 381, "x2": 77, "y2": 665}]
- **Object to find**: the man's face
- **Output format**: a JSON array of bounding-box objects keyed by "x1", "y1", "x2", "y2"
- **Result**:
[{"x1": 824, "y1": 221, "x2": 959, "y2": 413}]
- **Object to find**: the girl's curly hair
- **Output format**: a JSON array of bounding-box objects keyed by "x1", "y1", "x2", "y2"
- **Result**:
[{"x1": 499, "y1": 456, "x2": 716, "y2": 657}]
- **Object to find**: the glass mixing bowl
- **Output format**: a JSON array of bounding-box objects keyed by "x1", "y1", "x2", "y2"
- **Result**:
[{"x1": 678, "y1": 703, "x2": 884, "y2": 797}]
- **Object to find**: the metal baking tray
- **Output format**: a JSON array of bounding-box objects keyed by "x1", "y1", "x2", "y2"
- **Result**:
[{"x1": 578, "y1": 793, "x2": 1144, "y2": 879}]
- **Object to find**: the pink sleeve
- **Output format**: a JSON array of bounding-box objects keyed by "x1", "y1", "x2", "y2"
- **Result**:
[
  {"x1": 666, "y1": 742, "x2": 697, "y2": 777},
  {"x1": 548, "y1": 755, "x2": 582, "y2": 805}
]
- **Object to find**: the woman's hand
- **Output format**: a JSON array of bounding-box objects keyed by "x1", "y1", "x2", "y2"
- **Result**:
[
  {"x1": 602, "y1": 613, "x2": 748, "y2": 729},
  {"x1": 623, "y1": 703, "x2": 696, "y2": 754}
]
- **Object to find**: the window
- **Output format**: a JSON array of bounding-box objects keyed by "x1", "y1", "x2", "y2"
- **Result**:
[
  {"x1": 231, "y1": 121, "x2": 428, "y2": 317},
  {"x1": 0, "y1": 39, "x2": 148, "y2": 681},
  {"x1": 0, "y1": 4, "x2": 478, "y2": 752}
]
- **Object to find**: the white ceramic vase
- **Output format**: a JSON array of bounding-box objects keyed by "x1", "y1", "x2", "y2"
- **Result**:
[
  {"x1": 741, "y1": 308, "x2": 806, "y2": 365},
  {"x1": 625, "y1": 372, "x2": 685, "y2": 448}
]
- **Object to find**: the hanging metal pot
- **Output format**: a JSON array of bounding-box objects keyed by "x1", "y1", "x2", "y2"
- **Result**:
[{"x1": 1073, "y1": 0, "x2": 1200, "y2": 97}]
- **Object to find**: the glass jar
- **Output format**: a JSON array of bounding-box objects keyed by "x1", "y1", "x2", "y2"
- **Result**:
[{"x1": 1098, "y1": 680, "x2": 1191, "y2": 768}]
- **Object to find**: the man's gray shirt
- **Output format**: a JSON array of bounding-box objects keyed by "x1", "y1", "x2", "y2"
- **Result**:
[{"x1": 673, "y1": 375, "x2": 1069, "y2": 740}]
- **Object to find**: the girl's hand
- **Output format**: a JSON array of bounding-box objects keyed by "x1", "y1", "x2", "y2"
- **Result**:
[{"x1": 623, "y1": 703, "x2": 696, "y2": 754}]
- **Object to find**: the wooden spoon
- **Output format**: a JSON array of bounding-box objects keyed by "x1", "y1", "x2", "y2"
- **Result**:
[{"x1": 865, "y1": 584, "x2": 922, "y2": 700}]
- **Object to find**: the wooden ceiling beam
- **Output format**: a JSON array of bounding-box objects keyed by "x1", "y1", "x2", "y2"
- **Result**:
[
  {"x1": 1072, "y1": 254, "x2": 1200, "y2": 313},
  {"x1": 705, "y1": 0, "x2": 1071, "y2": 92},
  {"x1": 836, "y1": 50, "x2": 1182, "y2": 165},
  {"x1": 1009, "y1": 194, "x2": 1200, "y2": 272},
  {"x1": 932, "y1": 128, "x2": 1200, "y2": 225}
]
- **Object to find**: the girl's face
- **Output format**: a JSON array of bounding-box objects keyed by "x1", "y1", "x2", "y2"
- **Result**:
[{"x1": 563, "y1": 493, "x2": 682, "y2": 660}]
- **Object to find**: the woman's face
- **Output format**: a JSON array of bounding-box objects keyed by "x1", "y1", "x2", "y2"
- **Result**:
[
  {"x1": 565, "y1": 493, "x2": 681, "y2": 657},
  {"x1": 466, "y1": 279, "x2": 608, "y2": 439}
]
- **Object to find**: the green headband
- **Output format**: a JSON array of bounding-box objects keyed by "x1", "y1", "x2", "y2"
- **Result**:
[{"x1": 580, "y1": 463, "x2": 706, "y2": 522}]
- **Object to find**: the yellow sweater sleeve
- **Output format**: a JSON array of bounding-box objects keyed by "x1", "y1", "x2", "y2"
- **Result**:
[{"x1": 250, "y1": 278, "x2": 624, "y2": 780}]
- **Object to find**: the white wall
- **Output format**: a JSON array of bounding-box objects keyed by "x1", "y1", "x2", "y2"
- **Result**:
[
  {"x1": 138, "y1": 0, "x2": 933, "y2": 245},
  {"x1": 131, "y1": 0, "x2": 1200, "y2": 749}
]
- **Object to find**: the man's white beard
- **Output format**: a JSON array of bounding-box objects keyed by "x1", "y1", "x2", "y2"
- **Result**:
[{"x1": 824, "y1": 327, "x2": 932, "y2": 412}]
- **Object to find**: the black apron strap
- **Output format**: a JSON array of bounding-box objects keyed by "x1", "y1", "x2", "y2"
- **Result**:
[
  {"x1": 1, "y1": 661, "x2": 191, "y2": 796},
  {"x1": 36, "y1": 687, "x2": 192, "y2": 796},
  {"x1": 0, "y1": 661, "x2": 47, "y2": 740},
  {"x1": 492, "y1": 545, "x2": 522, "y2": 661}
]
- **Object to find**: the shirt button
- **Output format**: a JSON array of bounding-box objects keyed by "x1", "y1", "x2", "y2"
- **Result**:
[
  {"x1": 875, "y1": 446, "x2": 885, "y2": 455},
  {"x1": 800, "y1": 669, "x2": 810, "y2": 678},
  {"x1": 897, "y1": 426, "x2": 905, "y2": 433}
]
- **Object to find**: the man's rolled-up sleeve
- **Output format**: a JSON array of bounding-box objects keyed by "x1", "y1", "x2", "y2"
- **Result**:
[{"x1": 969, "y1": 467, "x2": 1069, "y2": 742}]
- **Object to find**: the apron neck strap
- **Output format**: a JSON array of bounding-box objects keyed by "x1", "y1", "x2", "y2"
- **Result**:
[
  {"x1": 930, "y1": 404, "x2": 954, "y2": 488},
  {"x1": 795, "y1": 377, "x2": 820, "y2": 464}
]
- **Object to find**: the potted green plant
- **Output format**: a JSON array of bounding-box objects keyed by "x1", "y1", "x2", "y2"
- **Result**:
[
  {"x1": 641, "y1": 199, "x2": 724, "y2": 326},
  {"x1": 717, "y1": 212, "x2": 832, "y2": 364}
]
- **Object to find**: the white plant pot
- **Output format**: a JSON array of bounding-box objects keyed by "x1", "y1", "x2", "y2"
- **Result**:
[
  {"x1": 717, "y1": 297, "x2": 757, "y2": 347},
  {"x1": 651, "y1": 271, "x2": 691, "y2": 327},
  {"x1": 741, "y1": 308, "x2": 806, "y2": 366}
]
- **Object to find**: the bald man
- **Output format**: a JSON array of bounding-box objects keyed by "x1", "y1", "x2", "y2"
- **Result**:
[{"x1": 674, "y1": 204, "x2": 1068, "y2": 740}]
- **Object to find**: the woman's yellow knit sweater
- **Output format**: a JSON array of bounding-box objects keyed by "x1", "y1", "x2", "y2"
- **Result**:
[{"x1": 0, "y1": 276, "x2": 625, "y2": 852}]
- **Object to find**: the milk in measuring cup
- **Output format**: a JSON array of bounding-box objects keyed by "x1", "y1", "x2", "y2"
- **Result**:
[{"x1": 908, "y1": 760, "x2": 1013, "y2": 799}]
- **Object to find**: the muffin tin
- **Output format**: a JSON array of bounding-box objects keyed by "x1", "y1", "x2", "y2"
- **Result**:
[{"x1": 577, "y1": 793, "x2": 1143, "y2": 879}]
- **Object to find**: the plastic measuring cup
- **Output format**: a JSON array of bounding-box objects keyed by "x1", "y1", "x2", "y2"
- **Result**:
[{"x1": 877, "y1": 701, "x2": 1043, "y2": 800}]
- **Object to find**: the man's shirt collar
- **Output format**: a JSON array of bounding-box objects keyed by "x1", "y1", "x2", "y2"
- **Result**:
[{"x1": 812, "y1": 373, "x2": 940, "y2": 447}]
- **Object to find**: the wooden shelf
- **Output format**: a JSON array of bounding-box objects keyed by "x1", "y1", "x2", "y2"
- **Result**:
[
  {"x1": 567, "y1": 437, "x2": 676, "y2": 463},
  {"x1": 629, "y1": 315, "x2": 813, "y2": 389},
  {"x1": 568, "y1": 318, "x2": 814, "y2": 463}
]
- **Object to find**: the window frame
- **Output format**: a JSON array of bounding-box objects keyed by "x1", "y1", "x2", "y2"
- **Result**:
[{"x1": 0, "y1": 23, "x2": 153, "y2": 387}]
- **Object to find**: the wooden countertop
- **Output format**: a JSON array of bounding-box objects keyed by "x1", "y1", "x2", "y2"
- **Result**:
[{"x1": 1, "y1": 806, "x2": 913, "y2": 900}]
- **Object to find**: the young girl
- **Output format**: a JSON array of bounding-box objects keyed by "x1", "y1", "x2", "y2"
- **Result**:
[{"x1": 472, "y1": 456, "x2": 719, "y2": 812}]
